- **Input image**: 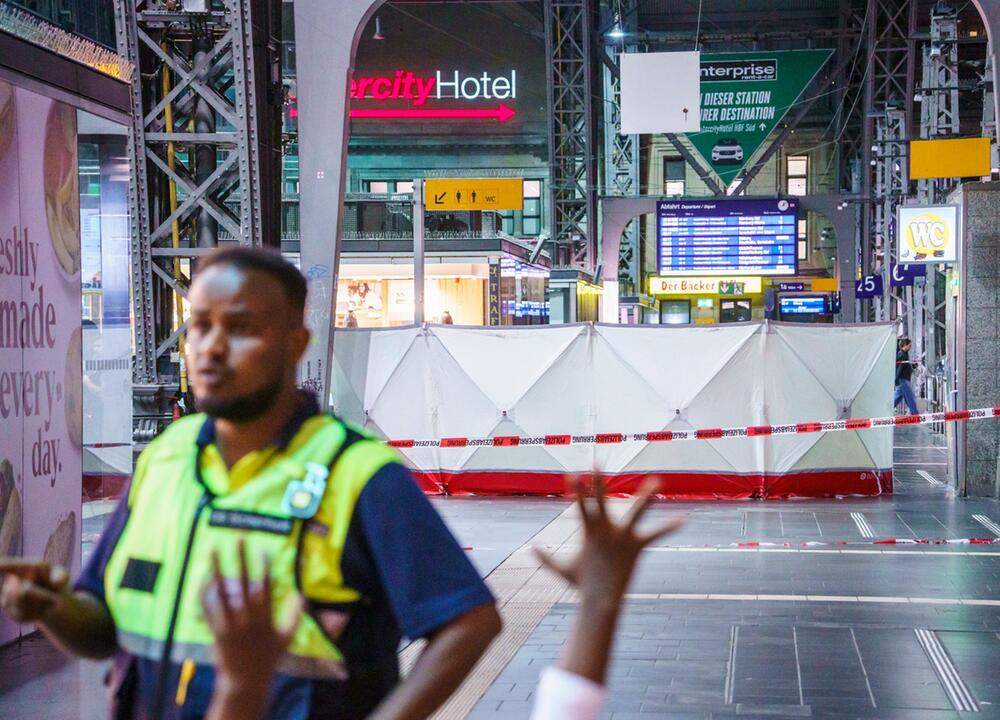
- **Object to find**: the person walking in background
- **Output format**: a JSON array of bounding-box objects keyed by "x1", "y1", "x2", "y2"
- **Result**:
[
  {"x1": 441, "y1": 310, "x2": 454, "y2": 325},
  {"x1": 894, "y1": 337, "x2": 919, "y2": 415}
]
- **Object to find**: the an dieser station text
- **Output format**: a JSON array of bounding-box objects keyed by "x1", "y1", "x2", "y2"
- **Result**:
[{"x1": 350, "y1": 70, "x2": 518, "y2": 106}]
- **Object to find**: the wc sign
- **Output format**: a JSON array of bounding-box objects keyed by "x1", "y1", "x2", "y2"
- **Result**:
[{"x1": 897, "y1": 205, "x2": 958, "y2": 264}]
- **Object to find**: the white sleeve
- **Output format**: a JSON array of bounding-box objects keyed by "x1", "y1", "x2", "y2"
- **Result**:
[{"x1": 529, "y1": 666, "x2": 607, "y2": 720}]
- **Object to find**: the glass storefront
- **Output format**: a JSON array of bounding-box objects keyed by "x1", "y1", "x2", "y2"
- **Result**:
[
  {"x1": 77, "y1": 110, "x2": 132, "y2": 507},
  {"x1": 336, "y1": 262, "x2": 488, "y2": 328},
  {"x1": 335, "y1": 254, "x2": 550, "y2": 328}
]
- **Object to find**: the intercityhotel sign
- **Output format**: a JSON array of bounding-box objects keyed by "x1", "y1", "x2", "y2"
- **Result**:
[{"x1": 349, "y1": 69, "x2": 518, "y2": 122}]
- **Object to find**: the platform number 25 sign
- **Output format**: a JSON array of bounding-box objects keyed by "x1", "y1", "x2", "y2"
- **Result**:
[{"x1": 855, "y1": 274, "x2": 884, "y2": 299}]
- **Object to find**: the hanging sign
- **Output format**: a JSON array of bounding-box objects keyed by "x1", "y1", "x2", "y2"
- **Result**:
[
  {"x1": 910, "y1": 137, "x2": 990, "y2": 180},
  {"x1": 890, "y1": 263, "x2": 927, "y2": 287},
  {"x1": 855, "y1": 274, "x2": 884, "y2": 299},
  {"x1": 686, "y1": 50, "x2": 833, "y2": 186},
  {"x1": 897, "y1": 205, "x2": 958, "y2": 264},
  {"x1": 425, "y1": 178, "x2": 523, "y2": 211},
  {"x1": 620, "y1": 52, "x2": 701, "y2": 134},
  {"x1": 656, "y1": 198, "x2": 797, "y2": 277},
  {"x1": 488, "y1": 261, "x2": 500, "y2": 326},
  {"x1": 650, "y1": 276, "x2": 762, "y2": 295}
]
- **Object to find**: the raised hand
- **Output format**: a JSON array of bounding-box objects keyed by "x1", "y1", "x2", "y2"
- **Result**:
[
  {"x1": 0, "y1": 559, "x2": 69, "y2": 624},
  {"x1": 201, "y1": 541, "x2": 302, "y2": 694},
  {"x1": 535, "y1": 475, "x2": 684, "y2": 607}
]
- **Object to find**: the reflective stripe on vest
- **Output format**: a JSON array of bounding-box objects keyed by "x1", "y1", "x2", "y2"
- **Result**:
[{"x1": 104, "y1": 413, "x2": 400, "y2": 680}]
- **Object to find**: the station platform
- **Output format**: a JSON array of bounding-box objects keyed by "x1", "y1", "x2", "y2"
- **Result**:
[{"x1": 5, "y1": 427, "x2": 1000, "y2": 719}]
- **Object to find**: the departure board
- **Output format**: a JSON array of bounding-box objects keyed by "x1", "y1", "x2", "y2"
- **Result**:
[
  {"x1": 780, "y1": 296, "x2": 827, "y2": 315},
  {"x1": 657, "y1": 198, "x2": 798, "y2": 276}
]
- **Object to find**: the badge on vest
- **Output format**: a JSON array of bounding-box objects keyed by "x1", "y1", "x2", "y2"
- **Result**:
[
  {"x1": 209, "y1": 509, "x2": 294, "y2": 536},
  {"x1": 120, "y1": 557, "x2": 161, "y2": 593},
  {"x1": 282, "y1": 462, "x2": 329, "y2": 520}
]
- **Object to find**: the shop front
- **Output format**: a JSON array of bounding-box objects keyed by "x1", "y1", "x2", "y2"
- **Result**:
[
  {"x1": 650, "y1": 276, "x2": 765, "y2": 324},
  {"x1": 336, "y1": 248, "x2": 549, "y2": 328}
]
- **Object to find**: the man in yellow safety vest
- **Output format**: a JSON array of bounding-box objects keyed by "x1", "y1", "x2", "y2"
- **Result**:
[{"x1": 0, "y1": 246, "x2": 501, "y2": 720}]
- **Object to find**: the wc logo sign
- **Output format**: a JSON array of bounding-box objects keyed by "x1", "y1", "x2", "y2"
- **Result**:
[{"x1": 898, "y1": 205, "x2": 958, "y2": 264}]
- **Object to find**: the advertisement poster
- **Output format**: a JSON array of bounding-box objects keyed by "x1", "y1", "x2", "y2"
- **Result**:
[
  {"x1": 0, "y1": 80, "x2": 83, "y2": 645},
  {"x1": 686, "y1": 50, "x2": 833, "y2": 186}
]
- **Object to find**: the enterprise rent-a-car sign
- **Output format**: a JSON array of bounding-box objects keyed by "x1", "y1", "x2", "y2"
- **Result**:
[
  {"x1": 689, "y1": 50, "x2": 833, "y2": 186},
  {"x1": 657, "y1": 198, "x2": 798, "y2": 277}
]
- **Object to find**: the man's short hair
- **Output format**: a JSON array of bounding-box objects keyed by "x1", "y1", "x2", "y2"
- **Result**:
[{"x1": 197, "y1": 246, "x2": 307, "y2": 319}]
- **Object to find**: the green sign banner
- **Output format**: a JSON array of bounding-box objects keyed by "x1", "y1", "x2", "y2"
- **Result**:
[{"x1": 686, "y1": 50, "x2": 834, "y2": 187}]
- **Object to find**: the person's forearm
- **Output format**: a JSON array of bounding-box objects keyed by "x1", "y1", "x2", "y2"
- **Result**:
[
  {"x1": 206, "y1": 675, "x2": 271, "y2": 720},
  {"x1": 558, "y1": 594, "x2": 621, "y2": 685},
  {"x1": 39, "y1": 591, "x2": 117, "y2": 659},
  {"x1": 368, "y1": 604, "x2": 501, "y2": 720}
]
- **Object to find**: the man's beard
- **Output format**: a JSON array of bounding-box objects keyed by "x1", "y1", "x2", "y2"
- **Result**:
[{"x1": 197, "y1": 376, "x2": 283, "y2": 422}]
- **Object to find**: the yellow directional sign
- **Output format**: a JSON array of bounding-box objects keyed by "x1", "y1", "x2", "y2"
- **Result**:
[{"x1": 425, "y1": 178, "x2": 523, "y2": 211}]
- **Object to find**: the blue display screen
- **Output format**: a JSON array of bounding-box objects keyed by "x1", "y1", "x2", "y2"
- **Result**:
[
  {"x1": 780, "y1": 296, "x2": 827, "y2": 315},
  {"x1": 657, "y1": 198, "x2": 798, "y2": 276}
]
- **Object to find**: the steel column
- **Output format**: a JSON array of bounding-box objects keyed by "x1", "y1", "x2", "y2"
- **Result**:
[
  {"x1": 862, "y1": 0, "x2": 919, "y2": 324},
  {"x1": 545, "y1": 0, "x2": 598, "y2": 276},
  {"x1": 600, "y1": 14, "x2": 640, "y2": 297},
  {"x1": 117, "y1": 0, "x2": 281, "y2": 444}
]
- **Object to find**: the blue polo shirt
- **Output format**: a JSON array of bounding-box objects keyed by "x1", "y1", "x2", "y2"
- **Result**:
[{"x1": 75, "y1": 396, "x2": 493, "y2": 720}]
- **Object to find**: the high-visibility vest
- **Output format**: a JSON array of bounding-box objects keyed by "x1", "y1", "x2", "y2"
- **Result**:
[{"x1": 103, "y1": 412, "x2": 400, "y2": 694}]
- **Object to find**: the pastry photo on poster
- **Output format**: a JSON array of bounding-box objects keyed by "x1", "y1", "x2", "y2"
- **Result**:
[{"x1": 0, "y1": 81, "x2": 83, "y2": 643}]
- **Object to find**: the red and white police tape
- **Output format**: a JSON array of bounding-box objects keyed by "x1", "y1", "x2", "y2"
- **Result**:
[{"x1": 387, "y1": 406, "x2": 999, "y2": 450}]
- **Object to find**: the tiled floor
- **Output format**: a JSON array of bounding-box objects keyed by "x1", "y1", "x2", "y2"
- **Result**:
[{"x1": 6, "y1": 427, "x2": 1000, "y2": 719}]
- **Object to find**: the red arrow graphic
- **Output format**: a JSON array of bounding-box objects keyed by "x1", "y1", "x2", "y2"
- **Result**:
[{"x1": 350, "y1": 104, "x2": 516, "y2": 123}]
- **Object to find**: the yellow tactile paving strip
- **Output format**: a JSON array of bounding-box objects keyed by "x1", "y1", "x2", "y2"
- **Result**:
[{"x1": 399, "y1": 503, "x2": 581, "y2": 720}]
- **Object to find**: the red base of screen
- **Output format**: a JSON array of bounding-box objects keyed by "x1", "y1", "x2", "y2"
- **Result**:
[{"x1": 412, "y1": 469, "x2": 893, "y2": 499}]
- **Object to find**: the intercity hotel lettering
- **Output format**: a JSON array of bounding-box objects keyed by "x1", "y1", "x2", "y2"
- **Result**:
[{"x1": 350, "y1": 69, "x2": 517, "y2": 106}]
